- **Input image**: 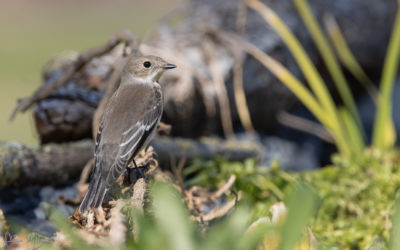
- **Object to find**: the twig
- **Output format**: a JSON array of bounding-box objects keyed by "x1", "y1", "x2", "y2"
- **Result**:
[
  {"x1": 171, "y1": 156, "x2": 187, "y2": 191},
  {"x1": 196, "y1": 192, "x2": 242, "y2": 223},
  {"x1": 157, "y1": 122, "x2": 172, "y2": 135},
  {"x1": 277, "y1": 111, "x2": 334, "y2": 143},
  {"x1": 10, "y1": 30, "x2": 140, "y2": 121},
  {"x1": 78, "y1": 158, "x2": 94, "y2": 187},
  {"x1": 192, "y1": 70, "x2": 217, "y2": 118},
  {"x1": 202, "y1": 39, "x2": 235, "y2": 139},
  {"x1": 211, "y1": 175, "x2": 236, "y2": 200}
]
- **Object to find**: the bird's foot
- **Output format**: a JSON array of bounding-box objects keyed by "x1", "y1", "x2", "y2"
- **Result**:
[
  {"x1": 135, "y1": 165, "x2": 145, "y2": 179},
  {"x1": 125, "y1": 162, "x2": 150, "y2": 184}
]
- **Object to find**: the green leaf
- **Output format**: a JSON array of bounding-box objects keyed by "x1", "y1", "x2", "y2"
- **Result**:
[
  {"x1": 279, "y1": 184, "x2": 318, "y2": 250},
  {"x1": 152, "y1": 182, "x2": 195, "y2": 250}
]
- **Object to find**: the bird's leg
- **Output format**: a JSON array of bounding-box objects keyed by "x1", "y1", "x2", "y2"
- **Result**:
[
  {"x1": 133, "y1": 159, "x2": 145, "y2": 179},
  {"x1": 125, "y1": 159, "x2": 145, "y2": 184}
]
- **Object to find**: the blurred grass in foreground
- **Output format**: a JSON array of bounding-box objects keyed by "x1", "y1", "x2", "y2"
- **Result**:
[
  {"x1": 41, "y1": 180, "x2": 318, "y2": 250},
  {"x1": 0, "y1": 0, "x2": 179, "y2": 145}
]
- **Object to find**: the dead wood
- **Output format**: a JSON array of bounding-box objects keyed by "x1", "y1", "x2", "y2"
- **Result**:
[
  {"x1": 0, "y1": 135, "x2": 262, "y2": 188},
  {"x1": 0, "y1": 136, "x2": 263, "y2": 187},
  {"x1": 184, "y1": 175, "x2": 241, "y2": 224},
  {"x1": 0, "y1": 140, "x2": 93, "y2": 188},
  {"x1": 150, "y1": 136, "x2": 264, "y2": 169},
  {"x1": 10, "y1": 30, "x2": 140, "y2": 121}
]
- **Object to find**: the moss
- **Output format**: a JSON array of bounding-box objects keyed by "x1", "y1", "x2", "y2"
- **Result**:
[
  {"x1": 186, "y1": 149, "x2": 400, "y2": 248},
  {"x1": 302, "y1": 149, "x2": 400, "y2": 248}
]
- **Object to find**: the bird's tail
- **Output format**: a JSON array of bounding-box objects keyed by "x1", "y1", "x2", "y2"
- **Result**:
[{"x1": 79, "y1": 175, "x2": 108, "y2": 213}]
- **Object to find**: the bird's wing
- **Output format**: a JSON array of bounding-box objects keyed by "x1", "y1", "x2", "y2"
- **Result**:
[
  {"x1": 94, "y1": 120, "x2": 103, "y2": 161},
  {"x1": 87, "y1": 119, "x2": 104, "y2": 183},
  {"x1": 105, "y1": 98, "x2": 163, "y2": 186}
]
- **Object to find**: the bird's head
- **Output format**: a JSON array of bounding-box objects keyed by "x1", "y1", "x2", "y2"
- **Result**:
[{"x1": 123, "y1": 55, "x2": 176, "y2": 83}]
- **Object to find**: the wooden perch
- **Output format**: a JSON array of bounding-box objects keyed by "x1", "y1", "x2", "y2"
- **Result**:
[
  {"x1": 0, "y1": 140, "x2": 93, "y2": 188},
  {"x1": 9, "y1": 30, "x2": 140, "y2": 121}
]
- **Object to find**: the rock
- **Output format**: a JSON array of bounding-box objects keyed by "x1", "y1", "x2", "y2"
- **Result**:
[
  {"x1": 30, "y1": 219, "x2": 56, "y2": 237},
  {"x1": 0, "y1": 184, "x2": 78, "y2": 237}
]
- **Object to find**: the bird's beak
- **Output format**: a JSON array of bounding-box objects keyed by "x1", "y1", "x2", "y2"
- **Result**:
[{"x1": 162, "y1": 63, "x2": 177, "y2": 69}]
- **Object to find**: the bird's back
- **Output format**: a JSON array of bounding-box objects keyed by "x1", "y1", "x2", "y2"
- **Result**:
[{"x1": 101, "y1": 83, "x2": 159, "y2": 144}]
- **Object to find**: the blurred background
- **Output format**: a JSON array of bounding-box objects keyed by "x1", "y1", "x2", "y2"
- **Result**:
[{"x1": 0, "y1": 0, "x2": 180, "y2": 145}]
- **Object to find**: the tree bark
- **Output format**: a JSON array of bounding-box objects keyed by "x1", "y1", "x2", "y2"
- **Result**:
[{"x1": 0, "y1": 140, "x2": 93, "y2": 188}]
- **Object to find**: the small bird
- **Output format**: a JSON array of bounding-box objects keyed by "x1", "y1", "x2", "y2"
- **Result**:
[{"x1": 79, "y1": 55, "x2": 176, "y2": 213}]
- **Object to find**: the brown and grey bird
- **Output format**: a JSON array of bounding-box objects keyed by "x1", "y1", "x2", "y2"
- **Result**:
[{"x1": 79, "y1": 55, "x2": 176, "y2": 213}]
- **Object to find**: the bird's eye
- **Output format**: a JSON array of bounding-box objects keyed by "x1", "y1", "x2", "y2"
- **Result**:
[{"x1": 143, "y1": 61, "x2": 151, "y2": 68}]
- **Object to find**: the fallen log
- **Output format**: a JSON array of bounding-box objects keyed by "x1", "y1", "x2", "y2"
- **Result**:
[
  {"x1": 0, "y1": 136, "x2": 263, "y2": 188},
  {"x1": 150, "y1": 136, "x2": 264, "y2": 169},
  {"x1": 0, "y1": 140, "x2": 93, "y2": 188}
]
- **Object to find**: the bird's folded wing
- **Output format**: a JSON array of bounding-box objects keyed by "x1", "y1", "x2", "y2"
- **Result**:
[
  {"x1": 89, "y1": 120, "x2": 104, "y2": 181},
  {"x1": 105, "y1": 101, "x2": 162, "y2": 186}
]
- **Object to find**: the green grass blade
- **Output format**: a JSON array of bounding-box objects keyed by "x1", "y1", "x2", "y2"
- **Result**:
[
  {"x1": 372, "y1": 6, "x2": 400, "y2": 149},
  {"x1": 245, "y1": 0, "x2": 333, "y2": 114},
  {"x1": 152, "y1": 182, "x2": 195, "y2": 250},
  {"x1": 245, "y1": 0, "x2": 351, "y2": 155},
  {"x1": 339, "y1": 108, "x2": 364, "y2": 152},
  {"x1": 242, "y1": 41, "x2": 330, "y2": 129},
  {"x1": 242, "y1": 40, "x2": 351, "y2": 154},
  {"x1": 324, "y1": 14, "x2": 379, "y2": 103},
  {"x1": 293, "y1": 0, "x2": 365, "y2": 147}
]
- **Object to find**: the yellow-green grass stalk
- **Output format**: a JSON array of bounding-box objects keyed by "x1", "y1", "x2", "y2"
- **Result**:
[
  {"x1": 324, "y1": 14, "x2": 378, "y2": 103},
  {"x1": 372, "y1": 4, "x2": 400, "y2": 149},
  {"x1": 245, "y1": 0, "x2": 352, "y2": 155},
  {"x1": 339, "y1": 108, "x2": 364, "y2": 152},
  {"x1": 242, "y1": 40, "x2": 349, "y2": 154},
  {"x1": 293, "y1": 0, "x2": 365, "y2": 146}
]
